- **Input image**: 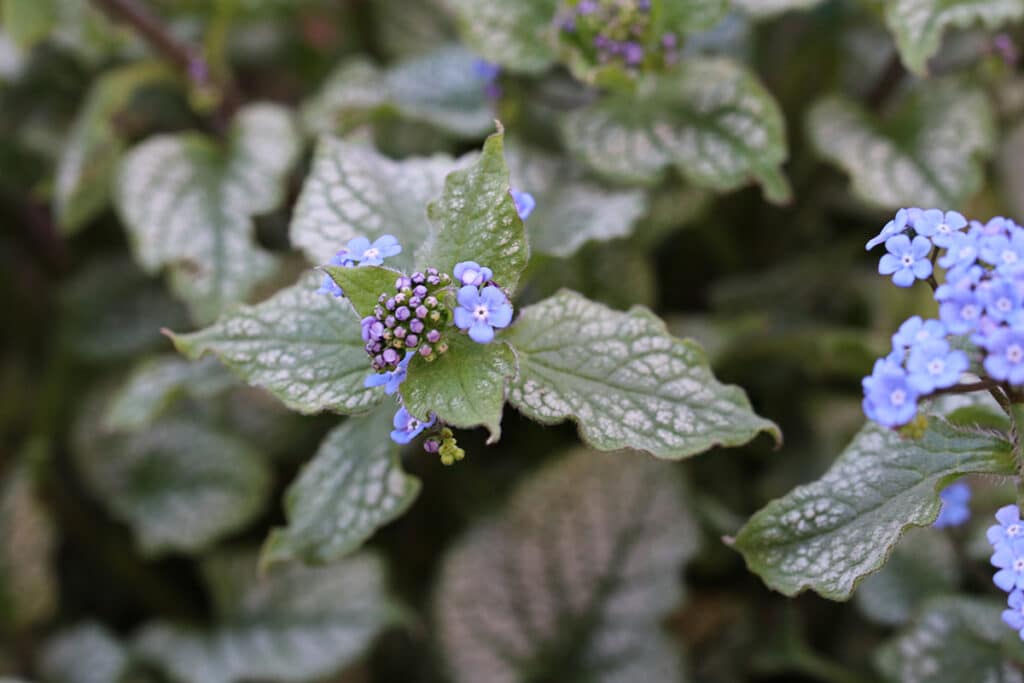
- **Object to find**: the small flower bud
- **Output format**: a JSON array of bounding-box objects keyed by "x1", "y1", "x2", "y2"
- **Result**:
[
  {"x1": 411, "y1": 272, "x2": 425, "y2": 285},
  {"x1": 396, "y1": 277, "x2": 411, "y2": 290},
  {"x1": 386, "y1": 298, "x2": 396, "y2": 311},
  {"x1": 409, "y1": 296, "x2": 422, "y2": 308},
  {"x1": 426, "y1": 267, "x2": 439, "y2": 277},
  {"x1": 385, "y1": 315, "x2": 396, "y2": 328},
  {"x1": 419, "y1": 344, "x2": 433, "y2": 358},
  {"x1": 396, "y1": 306, "x2": 411, "y2": 321},
  {"x1": 423, "y1": 438, "x2": 440, "y2": 454},
  {"x1": 394, "y1": 326, "x2": 407, "y2": 339},
  {"x1": 410, "y1": 319, "x2": 425, "y2": 334},
  {"x1": 426, "y1": 329, "x2": 441, "y2": 344},
  {"x1": 405, "y1": 334, "x2": 419, "y2": 347},
  {"x1": 382, "y1": 348, "x2": 399, "y2": 365},
  {"x1": 436, "y1": 342, "x2": 449, "y2": 355},
  {"x1": 427, "y1": 275, "x2": 440, "y2": 286},
  {"x1": 429, "y1": 311, "x2": 442, "y2": 323},
  {"x1": 395, "y1": 293, "x2": 407, "y2": 305},
  {"x1": 425, "y1": 296, "x2": 438, "y2": 308},
  {"x1": 413, "y1": 285, "x2": 427, "y2": 298},
  {"x1": 415, "y1": 305, "x2": 428, "y2": 319}
]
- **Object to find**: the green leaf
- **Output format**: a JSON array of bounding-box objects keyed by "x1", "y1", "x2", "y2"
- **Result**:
[
  {"x1": 733, "y1": 420, "x2": 1013, "y2": 601},
  {"x1": 303, "y1": 46, "x2": 494, "y2": 139},
  {"x1": 371, "y1": 0, "x2": 455, "y2": 59},
  {"x1": 262, "y1": 408, "x2": 421, "y2": 567},
  {"x1": 1, "y1": 0, "x2": 58, "y2": 48},
  {"x1": 448, "y1": 0, "x2": 558, "y2": 73},
  {"x1": 55, "y1": 61, "x2": 177, "y2": 234},
  {"x1": 400, "y1": 334, "x2": 517, "y2": 442},
  {"x1": 505, "y1": 289, "x2": 779, "y2": 459},
  {"x1": 290, "y1": 136, "x2": 473, "y2": 269},
  {"x1": 135, "y1": 551, "x2": 390, "y2": 683},
  {"x1": 323, "y1": 264, "x2": 403, "y2": 319},
  {"x1": 654, "y1": 0, "x2": 730, "y2": 34},
  {"x1": 72, "y1": 411, "x2": 272, "y2": 556},
  {"x1": 426, "y1": 127, "x2": 530, "y2": 293},
  {"x1": 885, "y1": 0, "x2": 1024, "y2": 76},
  {"x1": 40, "y1": 623, "x2": 128, "y2": 683},
  {"x1": 103, "y1": 356, "x2": 234, "y2": 432},
  {"x1": 875, "y1": 597, "x2": 1024, "y2": 683},
  {"x1": 854, "y1": 528, "x2": 960, "y2": 627},
  {"x1": 115, "y1": 104, "x2": 301, "y2": 323},
  {"x1": 733, "y1": 0, "x2": 824, "y2": 17},
  {"x1": 505, "y1": 142, "x2": 647, "y2": 257},
  {"x1": 807, "y1": 81, "x2": 996, "y2": 210},
  {"x1": 0, "y1": 447, "x2": 56, "y2": 630},
  {"x1": 437, "y1": 448, "x2": 698, "y2": 682},
  {"x1": 561, "y1": 58, "x2": 791, "y2": 203},
  {"x1": 171, "y1": 273, "x2": 382, "y2": 416}
]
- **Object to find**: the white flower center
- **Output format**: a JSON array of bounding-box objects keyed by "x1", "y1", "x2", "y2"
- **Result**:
[
  {"x1": 1014, "y1": 558, "x2": 1024, "y2": 572},
  {"x1": 473, "y1": 305, "x2": 489, "y2": 321},
  {"x1": 1010, "y1": 524, "x2": 1022, "y2": 537},
  {"x1": 962, "y1": 304, "x2": 979, "y2": 320},
  {"x1": 462, "y1": 269, "x2": 480, "y2": 285},
  {"x1": 363, "y1": 247, "x2": 380, "y2": 259},
  {"x1": 999, "y1": 297, "x2": 1014, "y2": 312},
  {"x1": 1009, "y1": 345, "x2": 1024, "y2": 363},
  {"x1": 927, "y1": 359, "x2": 945, "y2": 375},
  {"x1": 901, "y1": 254, "x2": 914, "y2": 266},
  {"x1": 937, "y1": 223, "x2": 950, "y2": 235},
  {"x1": 890, "y1": 389, "x2": 906, "y2": 406},
  {"x1": 1004, "y1": 250, "x2": 1019, "y2": 264}
]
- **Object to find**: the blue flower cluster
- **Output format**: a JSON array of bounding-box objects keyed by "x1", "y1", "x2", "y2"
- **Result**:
[
  {"x1": 862, "y1": 209, "x2": 1024, "y2": 428},
  {"x1": 319, "y1": 234, "x2": 519, "y2": 455},
  {"x1": 933, "y1": 482, "x2": 971, "y2": 528},
  {"x1": 556, "y1": 0, "x2": 679, "y2": 70},
  {"x1": 472, "y1": 59, "x2": 502, "y2": 100},
  {"x1": 990, "y1": 505, "x2": 1024, "y2": 639}
]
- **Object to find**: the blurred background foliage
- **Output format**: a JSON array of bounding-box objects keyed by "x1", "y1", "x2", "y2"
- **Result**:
[{"x1": 3, "y1": 0, "x2": 1024, "y2": 681}]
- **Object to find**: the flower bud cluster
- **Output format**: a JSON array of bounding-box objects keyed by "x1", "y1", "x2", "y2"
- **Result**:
[
  {"x1": 556, "y1": 0, "x2": 679, "y2": 70},
  {"x1": 363, "y1": 268, "x2": 452, "y2": 372},
  {"x1": 862, "y1": 208, "x2": 1024, "y2": 428}
]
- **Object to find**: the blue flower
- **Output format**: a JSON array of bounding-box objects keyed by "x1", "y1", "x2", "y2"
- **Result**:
[
  {"x1": 891, "y1": 316, "x2": 947, "y2": 350},
  {"x1": 365, "y1": 351, "x2": 412, "y2": 395},
  {"x1": 878, "y1": 234, "x2": 933, "y2": 287},
  {"x1": 511, "y1": 189, "x2": 535, "y2": 221},
  {"x1": 346, "y1": 235, "x2": 401, "y2": 266},
  {"x1": 866, "y1": 208, "x2": 910, "y2": 250},
  {"x1": 978, "y1": 277, "x2": 1023, "y2": 322},
  {"x1": 937, "y1": 230, "x2": 980, "y2": 272},
  {"x1": 453, "y1": 261, "x2": 493, "y2": 287},
  {"x1": 862, "y1": 358, "x2": 919, "y2": 428},
  {"x1": 979, "y1": 230, "x2": 1024, "y2": 274},
  {"x1": 933, "y1": 482, "x2": 971, "y2": 528},
  {"x1": 1003, "y1": 590, "x2": 1024, "y2": 640},
  {"x1": 988, "y1": 505, "x2": 1024, "y2": 548},
  {"x1": 992, "y1": 537, "x2": 1024, "y2": 592},
  {"x1": 317, "y1": 249, "x2": 355, "y2": 297},
  {"x1": 981, "y1": 327, "x2": 1024, "y2": 384},
  {"x1": 914, "y1": 209, "x2": 967, "y2": 247},
  {"x1": 454, "y1": 285, "x2": 513, "y2": 344},
  {"x1": 938, "y1": 286, "x2": 983, "y2": 335},
  {"x1": 906, "y1": 341, "x2": 968, "y2": 393},
  {"x1": 472, "y1": 59, "x2": 501, "y2": 82},
  {"x1": 389, "y1": 406, "x2": 436, "y2": 445}
]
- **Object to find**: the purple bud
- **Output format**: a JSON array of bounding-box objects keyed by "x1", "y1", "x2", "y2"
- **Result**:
[
  {"x1": 382, "y1": 348, "x2": 399, "y2": 365},
  {"x1": 419, "y1": 344, "x2": 433, "y2": 357},
  {"x1": 425, "y1": 296, "x2": 438, "y2": 308},
  {"x1": 394, "y1": 326, "x2": 407, "y2": 339},
  {"x1": 411, "y1": 272, "x2": 426, "y2": 285},
  {"x1": 624, "y1": 42, "x2": 643, "y2": 66},
  {"x1": 396, "y1": 306, "x2": 411, "y2": 321},
  {"x1": 373, "y1": 354, "x2": 384, "y2": 367},
  {"x1": 426, "y1": 329, "x2": 441, "y2": 344},
  {"x1": 415, "y1": 305, "x2": 428, "y2": 319},
  {"x1": 409, "y1": 296, "x2": 422, "y2": 308},
  {"x1": 560, "y1": 18, "x2": 576, "y2": 32},
  {"x1": 413, "y1": 285, "x2": 427, "y2": 298},
  {"x1": 638, "y1": 0, "x2": 651, "y2": 10},
  {"x1": 427, "y1": 275, "x2": 440, "y2": 286},
  {"x1": 395, "y1": 293, "x2": 407, "y2": 305},
  {"x1": 577, "y1": 0, "x2": 597, "y2": 14},
  {"x1": 385, "y1": 315, "x2": 396, "y2": 328},
  {"x1": 378, "y1": 294, "x2": 387, "y2": 304},
  {"x1": 410, "y1": 319, "x2": 425, "y2": 334},
  {"x1": 426, "y1": 267, "x2": 439, "y2": 277},
  {"x1": 374, "y1": 305, "x2": 385, "y2": 318},
  {"x1": 396, "y1": 277, "x2": 412, "y2": 290},
  {"x1": 406, "y1": 334, "x2": 419, "y2": 347},
  {"x1": 661, "y1": 33, "x2": 677, "y2": 49},
  {"x1": 423, "y1": 438, "x2": 440, "y2": 454},
  {"x1": 386, "y1": 298, "x2": 396, "y2": 311}
]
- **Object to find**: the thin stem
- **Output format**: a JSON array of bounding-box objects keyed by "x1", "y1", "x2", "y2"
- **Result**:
[
  {"x1": 929, "y1": 379, "x2": 1002, "y2": 397},
  {"x1": 88, "y1": 0, "x2": 240, "y2": 130},
  {"x1": 866, "y1": 51, "x2": 905, "y2": 109}
]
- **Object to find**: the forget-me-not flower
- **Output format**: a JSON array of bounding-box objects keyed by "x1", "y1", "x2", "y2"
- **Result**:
[
  {"x1": 365, "y1": 351, "x2": 412, "y2": 395},
  {"x1": 989, "y1": 505, "x2": 1024, "y2": 548},
  {"x1": 1003, "y1": 590, "x2": 1024, "y2": 640},
  {"x1": 992, "y1": 537, "x2": 1024, "y2": 592},
  {"x1": 914, "y1": 209, "x2": 967, "y2": 247},
  {"x1": 454, "y1": 285, "x2": 513, "y2": 344},
  {"x1": 891, "y1": 316, "x2": 946, "y2": 349},
  {"x1": 346, "y1": 235, "x2": 402, "y2": 266},
  {"x1": 933, "y1": 482, "x2": 971, "y2": 528},
  {"x1": 390, "y1": 406, "x2": 436, "y2": 445},
  {"x1": 866, "y1": 209, "x2": 910, "y2": 251},
  {"x1": 878, "y1": 234, "x2": 933, "y2": 287},
  {"x1": 453, "y1": 261, "x2": 493, "y2": 287},
  {"x1": 938, "y1": 287, "x2": 984, "y2": 335},
  {"x1": 861, "y1": 358, "x2": 919, "y2": 427},
  {"x1": 317, "y1": 249, "x2": 355, "y2": 297},
  {"x1": 982, "y1": 327, "x2": 1024, "y2": 384},
  {"x1": 905, "y1": 341, "x2": 968, "y2": 393}
]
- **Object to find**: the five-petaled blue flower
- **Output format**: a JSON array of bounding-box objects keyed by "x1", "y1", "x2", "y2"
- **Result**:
[
  {"x1": 937, "y1": 286, "x2": 983, "y2": 335},
  {"x1": 453, "y1": 261, "x2": 493, "y2": 287},
  {"x1": 914, "y1": 209, "x2": 967, "y2": 248},
  {"x1": 905, "y1": 340, "x2": 968, "y2": 394},
  {"x1": 390, "y1": 406, "x2": 436, "y2": 445},
  {"x1": 992, "y1": 537, "x2": 1024, "y2": 592},
  {"x1": 365, "y1": 351, "x2": 412, "y2": 395},
  {"x1": 878, "y1": 234, "x2": 933, "y2": 287},
  {"x1": 317, "y1": 249, "x2": 355, "y2": 297},
  {"x1": 454, "y1": 285, "x2": 513, "y2": 344},
  {"x1": 981, "y1": 327, "x2": 1024, "y2": 384},
  {"x1": 866, "y1": 208, "x2": 910, "y2": 251},
  {"x1": 891, "y1": 316, "x2": 946, "y2": 350},
  {"x1": 861, "y1": 357, "x2": 919, "y2": 428},
  {"x1": 511, "y1": 189, "x2": 536, "y2": 221},
  {"x1": 933, "y1": 481, "x2": 971, "y2": 528},
  {"x1": 989, "y1": 505, "x2": 1024, "y2": 548},
  {"x1": 346, "y1": 235, "x2": 402, "y2": 266}
]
